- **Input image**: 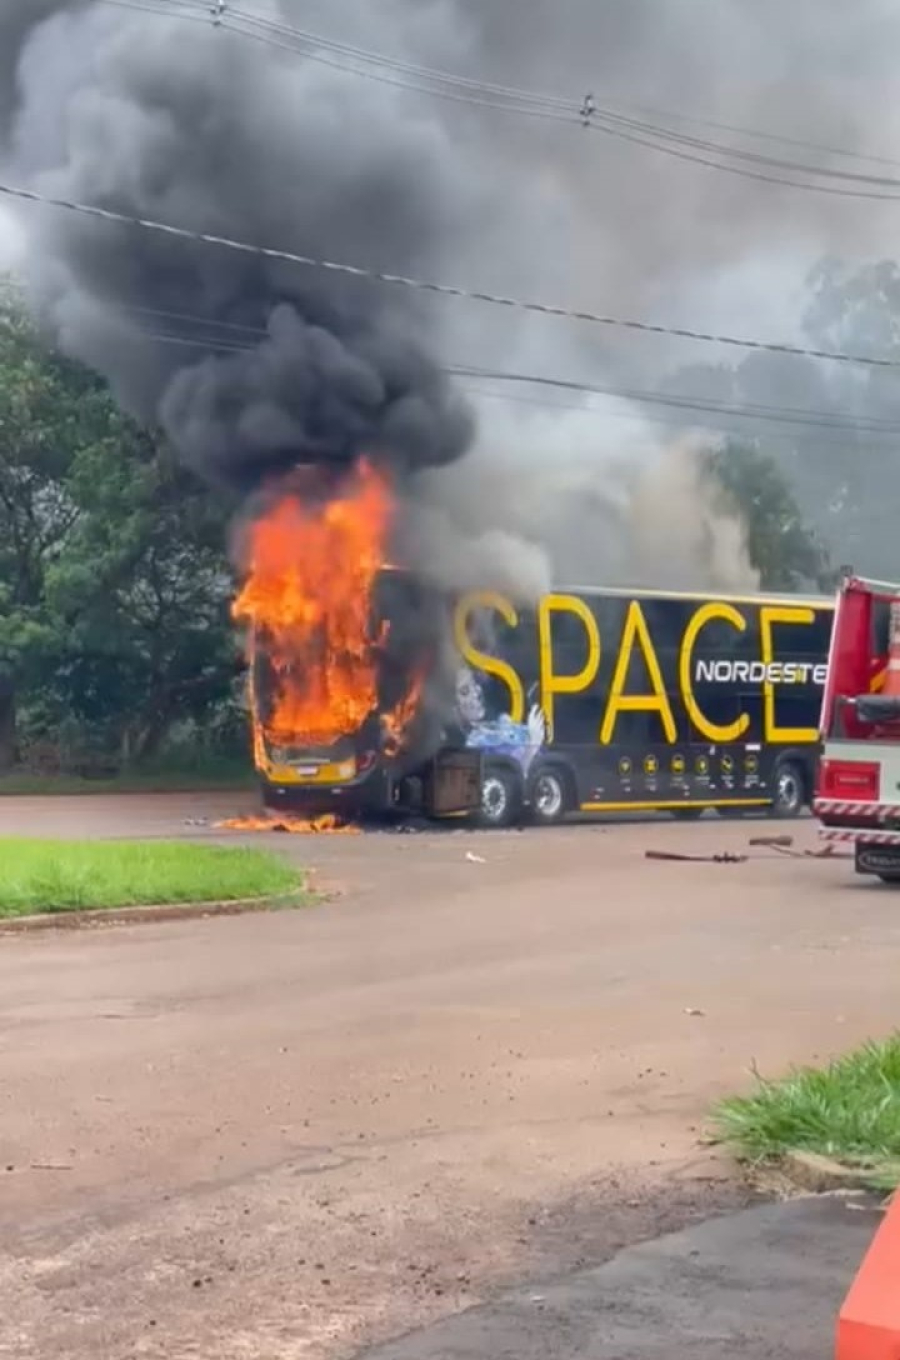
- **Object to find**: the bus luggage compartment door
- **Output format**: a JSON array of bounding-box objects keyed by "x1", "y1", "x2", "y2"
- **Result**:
[{"x1": 426, "y1": 750, "x2": 483, "y2": 817}]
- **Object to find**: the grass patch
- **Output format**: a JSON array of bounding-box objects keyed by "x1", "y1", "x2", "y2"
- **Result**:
[
  {"x1": 0, "y1": 837, "x2": 304, "y2": 918},
  {"x1": 714, "y1": 1036, "x2": 900, "y2": 1190},
  {"x1": 0, "y1": 764, "x2": 255, "y2": 797}
]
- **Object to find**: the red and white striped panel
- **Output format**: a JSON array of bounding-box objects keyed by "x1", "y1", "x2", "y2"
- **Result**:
[
  {"x1": 814, "y1": 798, "x2": 887, "y2": 819},
  {"x1": 820, "y1": 826, "x2": 900, "y2": 845}
]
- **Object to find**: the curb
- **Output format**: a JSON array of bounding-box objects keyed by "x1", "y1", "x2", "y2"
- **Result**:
[{"x1": 0, "y1": 891, "x2": 311, "y2": 935}]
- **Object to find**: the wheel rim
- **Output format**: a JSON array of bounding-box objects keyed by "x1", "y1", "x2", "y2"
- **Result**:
[
  {"x1": 776, "y1": 768, "x2": 801, "y2": 812},
  {"x1": 534, "y1": 773, "x2": 564, "y2": 820},
  {"x1": 482, "y1": 775, "x2": 508, "y2": 822}
]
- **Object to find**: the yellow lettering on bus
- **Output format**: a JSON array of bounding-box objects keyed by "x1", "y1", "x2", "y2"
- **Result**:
[
  {"x1": 537, "y1": 593, "x2": 601, "y2": 742},
  {"x1": 760, "y1": 605, "x2": 818, "y2": 743},
  {"x1": 679, "y1": 602, "x2": 751, "y2": 743},
  {"x1": 600, "y1": 601, "x2": 677, "y2": 745},
  {"x1": 454, "y1": 592, "x2": 525, "y2": 723}
]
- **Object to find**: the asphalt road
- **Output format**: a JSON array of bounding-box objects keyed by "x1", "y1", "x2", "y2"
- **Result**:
[
  {"x1": 360, "y1": 1196, "x2": 883, "y2": 1360},
  {"x1": 1, "y1": 797, "x2": 896, "y2": 1358}
]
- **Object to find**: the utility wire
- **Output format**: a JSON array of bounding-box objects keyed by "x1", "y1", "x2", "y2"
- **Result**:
[
  {"x1": 455, "y1": 385, "x2": 897, "y2": 448},
  {"x1": 94, "y1": 0, "x2": 900, "y2": 200},
  {"x1": 6, "y1": 285, "x2": 891, "y2": 440},
  {"x1": 221, "y1": 5, "x2": 900, "y2": 189},
  {"x1": 4, "y1": 178, "x2": 900, "y2": 369},
  {"x1": 254, "y1": 0, "x2": 900, "y2": 170},
  {"x1": 88, "y1": 303, "x2": 900, "y2": 433},
  {"x1": 128, "y1": 328, "x2": 897, "y2": 442},
  {"x1": 449, "y1": 365, "x2": 900, "y2": 434}
]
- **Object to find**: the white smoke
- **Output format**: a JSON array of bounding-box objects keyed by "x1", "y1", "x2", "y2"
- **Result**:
[
  {"x1": 0, "y1": 207, "x2": 23, "y2": 269},
  {"x1": 410, "y1": 393, "x2": 758, "y2": 599}
]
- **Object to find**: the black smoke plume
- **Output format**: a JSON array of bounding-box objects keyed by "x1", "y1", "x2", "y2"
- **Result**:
[
  {"x1": 0, "y1": 2, "x2": 476, "y2": 493},
  {"x1": 4, "y1": 1, "x2": 900, "y2": 582}
]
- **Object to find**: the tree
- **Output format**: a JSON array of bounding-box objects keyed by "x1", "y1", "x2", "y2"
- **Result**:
[
  {"x1": 0, "y1": 284, "x2": 241, "y2": 771},
  {"x1": 703, "y1": 441, "x2": 834, "y2": 593},
  {"x1": 0, "y1": 285, "x2": 110, "y2": 765}
]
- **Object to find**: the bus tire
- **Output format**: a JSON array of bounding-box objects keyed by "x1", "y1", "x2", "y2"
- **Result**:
[
  {"x1": 528, "y1": 766, "x2": 572, "y2": 826},
  {"x1": 771, "y1": 759, "x2": 806, "y2": 819},
  {"x1": 477, "y1": 763, "x2": 522, "y2": 829}
]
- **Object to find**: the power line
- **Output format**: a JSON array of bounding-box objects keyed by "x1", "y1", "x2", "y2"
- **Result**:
[
  {"x1": 5, "y1": 283, "x2": 893, "y2": 440},
  {"x1": 98, "y1": 0, "x2": 585, "y2": 128},
  {"x1": 269, "y1": 0, "x2": 900, "y2": 171},
  {"x1": 219, "y1": 5, "x2": 900, "y2": 191},
  {"x1": 127, "y1": 329, "x2": 900, "y2": 442},
  {"x1": 93, "y1": 0, "x2": 900, "y2": 201},
  {"x1": 456, "y1": 384, "x2": 897, "y2": 448},
  {"x1": 5, "y1": 180, "x2": 900, "y2": 369},
  {"x1": 450, "y1": 365, "x2": 900, "y2": 434},
  {"x1": 85, "y1": 302, "x2": 900, "y2": 434}
]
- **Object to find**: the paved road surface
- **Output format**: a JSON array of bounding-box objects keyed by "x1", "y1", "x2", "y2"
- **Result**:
[
  {"x1": 360, "y1": 1196, "x2": 881, "y2": 1360},
  {"x1": 1, "y1": 797, "x2": 896, "y2": 1358}
]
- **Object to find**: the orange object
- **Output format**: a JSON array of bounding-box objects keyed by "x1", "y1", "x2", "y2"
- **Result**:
[{"x1": 836, "y1": 1194, "x2": 900, "y2": 1359}]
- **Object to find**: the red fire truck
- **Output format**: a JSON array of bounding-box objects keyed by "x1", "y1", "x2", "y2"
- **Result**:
[{"x1": 815, "y1": 570, "x2": 900, "y2": 881}]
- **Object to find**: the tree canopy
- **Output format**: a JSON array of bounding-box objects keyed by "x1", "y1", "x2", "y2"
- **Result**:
[
  {"x1": 703, "y1": 440, "x2": 834, "y2": 593},
  {"x1": 0, "y1": 285, "x2": 241, "y2": 772}
]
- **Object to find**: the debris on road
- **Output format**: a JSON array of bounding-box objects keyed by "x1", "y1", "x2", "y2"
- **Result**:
[
  {"x1": 645, "y1": 850, "x2": 747, "y2": 864},
  {"x1": 646, "y1": 838, "x2": 853, "y2": 866},
  {"x1": 465, "y1": 852, "x2": 486, "y2": 864}
]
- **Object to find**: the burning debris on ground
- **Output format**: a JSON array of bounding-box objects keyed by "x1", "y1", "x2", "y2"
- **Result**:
[{"x1": 216, "y1": 814, "x2": 360, "y2": 836}]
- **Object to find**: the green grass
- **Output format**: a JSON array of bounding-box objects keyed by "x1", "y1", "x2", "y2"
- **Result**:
[
  {"x1": 0, "y1": 764, "x2": 255, "y2": 797},
  {"x1": 0, "y1": 838, "x2": 305, "y2": 918},
  {"x1": 714, "y1": 1036, "x2": 900, "y2": 1189}
]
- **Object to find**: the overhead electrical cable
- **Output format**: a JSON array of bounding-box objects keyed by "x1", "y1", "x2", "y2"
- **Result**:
[
  {"x1": 69, "y1": 301, "x2": 900, "y2": 435},
  {"x1": 4, "y1": 178, "x2": 899, "y2": 369},
  {"x1": 93, "y1": 0, "x2": 900, "y2": 199}
]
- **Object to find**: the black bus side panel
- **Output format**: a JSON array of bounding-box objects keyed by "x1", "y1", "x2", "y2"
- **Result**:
[{"x1": 451, "y1": 588, "x2": 832, "y2": 812}]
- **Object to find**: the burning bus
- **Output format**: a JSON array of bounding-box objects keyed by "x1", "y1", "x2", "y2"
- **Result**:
[{"x1": 234, "y1": 461, "x2": 835, "y2": 828}]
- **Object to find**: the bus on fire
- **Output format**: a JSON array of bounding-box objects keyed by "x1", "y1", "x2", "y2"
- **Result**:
[{"x1": 251, "y1": 570, "x2": 834, "y2": 827}]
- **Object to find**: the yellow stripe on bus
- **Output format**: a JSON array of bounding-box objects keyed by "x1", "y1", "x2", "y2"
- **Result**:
[{"x1": 579, "y1": 798, "x2": 771, "y2": 812}]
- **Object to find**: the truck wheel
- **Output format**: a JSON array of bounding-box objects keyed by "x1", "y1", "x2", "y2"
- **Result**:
[
  {"x1": 771, "y1": 760, "x2": 805, "y2": 818},
  {"x1": 877, "y1": 873, "x2": 900, "y2": 885},
  {"x1": 529, "y1": 767, "x2": 571, "y2": 826},
  {"x1": 477, "y1": 765, "x2": 522, "y2": 829}
]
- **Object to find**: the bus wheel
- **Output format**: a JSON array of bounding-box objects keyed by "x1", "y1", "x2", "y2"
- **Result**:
[
  {"x1": 477, "y1": 765, "x2": 522, "y2": 829},
  {"x1": 529, "y1": 768, "x2": 570, "y2": 826},
  {"x1": 771, "y1": 760, "x2": 805, "y2": 818}
]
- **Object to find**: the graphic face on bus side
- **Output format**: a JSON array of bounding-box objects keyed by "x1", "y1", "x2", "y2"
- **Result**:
[
  {"x1": 452, "y1": 590, "x2": 833, "y2": 758},
  {"x1": 454, "y1": 663, "x2": 547, "y2": 777}
]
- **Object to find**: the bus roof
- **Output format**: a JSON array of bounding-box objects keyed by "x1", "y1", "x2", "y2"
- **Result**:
[
  {"x1": 381, "y1": 566, "x2": 832, "y2": 610},
  {"x1": 543, "y1": 583, "x2": 833, "y2": 608}
]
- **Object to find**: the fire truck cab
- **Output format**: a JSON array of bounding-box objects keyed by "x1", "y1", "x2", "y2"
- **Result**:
[{"x1": 816, "y1": 570, "x2": 900, "y2": 881}]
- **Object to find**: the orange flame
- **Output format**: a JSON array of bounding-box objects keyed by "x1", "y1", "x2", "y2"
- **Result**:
[
  {"x1": 382, "y1": 673, "x2": 425, "y2": 756},
  {"x1": 217, "y1": 814, "x2": 360, "y2": 835},
  {"x1": 233, "y1": 459, "x2": 421, "y2": 762}
]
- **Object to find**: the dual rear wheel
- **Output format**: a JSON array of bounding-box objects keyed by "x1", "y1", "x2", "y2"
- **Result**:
[{"x1": 476, "y1": 764, "x2": 570, "y2": 829}]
